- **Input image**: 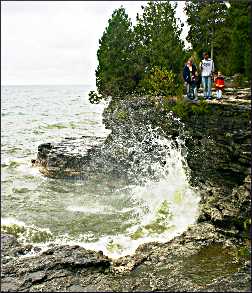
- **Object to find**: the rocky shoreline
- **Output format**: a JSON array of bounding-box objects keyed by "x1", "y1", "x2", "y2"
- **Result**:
[
  {"x1": 1, "y1": 88, "x2": 251, "y2": 292},
  {"x1": 1, "y1": 223, "x2": 251, "y2": 292}
]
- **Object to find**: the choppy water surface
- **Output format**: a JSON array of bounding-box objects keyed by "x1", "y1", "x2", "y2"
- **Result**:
[{"x1": 1, "y1": 85, "x2": 200, "y2": 258}]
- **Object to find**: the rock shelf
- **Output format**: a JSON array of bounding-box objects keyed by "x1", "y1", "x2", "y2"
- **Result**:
[{"x1": 32, "y1": 136, "x2": 106, "y2": 179}]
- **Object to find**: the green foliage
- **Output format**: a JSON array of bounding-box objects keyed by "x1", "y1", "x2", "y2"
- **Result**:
[
  {"x1": 185, "y1": 0, "x2": 228, "y2": 59},
  {"x1": 191, "y1": 99, "x2": 210, "y2": 115},
  {"x1": 134, "y1": 1, "x2": 184, "y2": 76},
  {"x1": 226, "y1": 1, "x2": 251, "y2": 79},
  {"x1": 90, "y1": 1, "x2": 185, "y2": 102},
  {"x1": 133, "y1": 1, "x2": 184, "y2": 96},
  {"x1": 89, "y1": 0, "x2": 250, "y2": 104},
  {"x1": 232, "y1": 73, "x2": 246, "y2": 88},
  {"x1": 190, "y1": 51, "x2": 201, "y2": 72},
  {"x1": 161, "y1": 97, "x2": 211, "y2": 120},
  {"x1": 138, "y1": 66, "x2": 183, "y2": 97},
  {"x1": 88, "y1": 90, "x2": 103, "y2": 104},
  {"x1": 95, "y1": 7, "x2": 135, "y2": 98},
  {"x1": 170, "y1": 99, "x2": 189, "y2": 119}
]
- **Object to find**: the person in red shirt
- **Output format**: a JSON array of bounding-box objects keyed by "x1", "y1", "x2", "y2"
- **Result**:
[{"x1": 215, "y1": 71, "x2": 225, "y2": 99}]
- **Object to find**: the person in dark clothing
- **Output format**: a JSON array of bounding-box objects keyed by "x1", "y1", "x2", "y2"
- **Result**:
[
  {"x1": 195, "y1": 71, "x2": 202, "y2": 90},
  {"x1": 183, "y1": 58, "x2": 198, "y2": 100}
]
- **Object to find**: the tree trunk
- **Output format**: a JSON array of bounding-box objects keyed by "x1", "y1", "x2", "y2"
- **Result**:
[{"x1": 211, "y1": 27, "x2": 214, "y2": 59}]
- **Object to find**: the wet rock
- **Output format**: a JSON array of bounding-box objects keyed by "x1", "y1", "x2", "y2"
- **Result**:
[
  {"x1": 99, "y1": 224, "x2": 249, "y2": 292},
  {"x1": 97, "y1": 94, "x2": 251, "y2": 240},
  {"x1": 198, "y1": 175, "x2": 251, "y2": 236},
  {"x1": 68, "y1": 284, "x2": 96, "y2": 292},
  {"x1": 1, "y1": 233, "x2": 18, "y2": 248},
  {"x1": 1, "y1": 222, "x2": 250, "y2": 292},
  {"x1": 25, "y1": 271, "x2": 47, "y2": 284},
  {"x1": 1, "y1": 243, "x2": 111, "y2": 292},
  {"x1": 33, "y1": 136, "x2": 106, "y2": 179},
  {"x1": 102, "y1": 93, "x2": 250, "y2": 187},
  {"x1": 1, "y1": 233, "x2": 28, "y2": 264},
  {"x1": 1, "y1": 277, "x2": 20, "y2": 292}
]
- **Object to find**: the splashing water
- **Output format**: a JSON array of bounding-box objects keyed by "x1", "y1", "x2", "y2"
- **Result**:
[
  {"x1": 1, "y1": 85, "x2": 200, "y2": 259},
  {"x1": 2, "y1": 123, "x2": 200, "y2": 259},
  {"x1": 80, "y1": 125, "x2": 201, "y2": 258},
  {"x1": 2, "y1": 125, "x2": 200, "y2": 258}
]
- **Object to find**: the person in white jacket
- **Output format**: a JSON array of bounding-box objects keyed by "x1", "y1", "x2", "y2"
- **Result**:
[{"x1": 200, "y1": 52, "x2": 215, "y2": 99}]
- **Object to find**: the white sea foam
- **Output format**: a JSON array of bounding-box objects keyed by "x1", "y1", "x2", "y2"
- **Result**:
[
  {"x1": 1, "y1": 217, "x2": 27, "y2": 227},
  {"x1": 66, "y1": 205, "x2": 115, "y2": 215},
  {"x1": 81, "y1": 132, "x2": 200, "y2": 258},
  {"x1": 58, "y1": 128, "x2": 200, "y2": 259}
]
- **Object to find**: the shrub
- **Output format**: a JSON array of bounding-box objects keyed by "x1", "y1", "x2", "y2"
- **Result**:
[
  {"x1": 232, "y1": 73, "x2": 245, "y2": 88},
  {"x1": 191, "y1": 99, "x2": 210, "y2": 115},
  {"x1": 138, "y1": 66, "x2": 183, "y2": 97}
]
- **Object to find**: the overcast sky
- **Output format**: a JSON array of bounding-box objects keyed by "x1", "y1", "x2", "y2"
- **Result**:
[{"x1": 1, "y1": 1, "x2": 189, "y2": 86}]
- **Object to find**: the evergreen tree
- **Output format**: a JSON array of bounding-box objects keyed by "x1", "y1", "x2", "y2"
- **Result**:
[
  {"x1": 95, "y1": 7, "x2": 135, "y2": 98},
  {"x1": 185, "y1": 0, "x2": 228, "y2": 60},
  {"x1": 134, "y1": 1, "x2": 185, "y2": 95},
  {"x1": 225, "y1": 0, "x2": 251, "y2": 78}
]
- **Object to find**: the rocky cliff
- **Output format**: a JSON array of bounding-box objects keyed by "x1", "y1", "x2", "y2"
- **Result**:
[{"x1": 101, "y1": 92, "x2": 251, "y2": 236}]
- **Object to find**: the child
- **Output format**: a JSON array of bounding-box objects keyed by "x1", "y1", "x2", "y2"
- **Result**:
[
  {"x1": 189, "y1": 71, "x2": 200, "y2": 101},
  {"x1": 195, "y1": 71, "x2": 202, "y2": 91},
  {"x1": 215, "y1": 71, "x2": 225, "y2": 99}
]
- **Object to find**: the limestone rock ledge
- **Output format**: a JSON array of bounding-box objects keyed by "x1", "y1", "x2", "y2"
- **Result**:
[
  {"x1": 1, "y1": 223, "x2": 250, "y2": 292},
  {"x1": 32, "y1": 136, "x2": 106, "y2": 179}
]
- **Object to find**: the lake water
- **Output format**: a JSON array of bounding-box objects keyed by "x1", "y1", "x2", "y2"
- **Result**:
[{"x1": 1, "y1": 85, "x2": 200, "y2": 258}]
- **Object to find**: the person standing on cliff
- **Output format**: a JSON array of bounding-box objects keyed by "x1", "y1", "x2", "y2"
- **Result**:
[
  {"x1": 200, "y1": 52, "x2": 215, "y2": 100},
  {"x1": 215, "y1": 71, "x2": 225, "y2": 99},
  {"x1": 183, "y1": 58, "x2": 198, "y2": 100}
]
